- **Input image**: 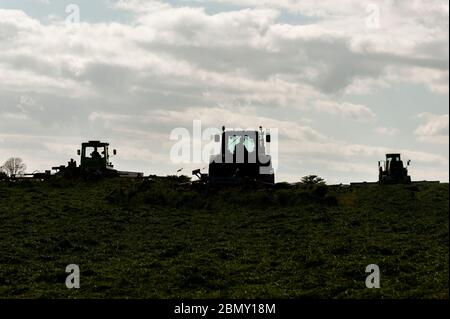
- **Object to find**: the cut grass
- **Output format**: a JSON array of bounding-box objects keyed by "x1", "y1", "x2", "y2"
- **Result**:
[{"x1": 0, "y1": 178, "x2": 448, "y2": 298}]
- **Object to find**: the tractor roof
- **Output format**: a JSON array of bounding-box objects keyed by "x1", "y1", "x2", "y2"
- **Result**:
[
  {"x1": 82, "y1": 141, "x2": 110, "y2": 147},
  {"x1": 224, "y1": 130, "x2": 258, "y2": 135}
]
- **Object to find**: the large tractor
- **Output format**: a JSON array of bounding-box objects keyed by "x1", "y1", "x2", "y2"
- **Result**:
[
  {"x1": 194, "y1": 126, "x2": 275, "y2": 185},
  {"x1": 378, "y1": 153, "x2": 411, "y2": 184},
  {"x1": 52, "y1": 140, "x2": 143, "y2": 178}
]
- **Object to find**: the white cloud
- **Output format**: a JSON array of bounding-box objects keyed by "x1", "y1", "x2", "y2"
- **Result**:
[
  {"x1": 415, "y1": 113, "x2": 449, "y2": 144},
  {"x1": 375, "y1": 127, "x2": 400, "y2": 136},
  {"x1": 315, "y1": 100, "x2": 376, "y2": 121}
]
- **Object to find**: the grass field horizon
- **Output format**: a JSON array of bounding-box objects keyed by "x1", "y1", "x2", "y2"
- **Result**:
[{"x1": 0, "y1": 177, "x2": 448, "y2": 299}]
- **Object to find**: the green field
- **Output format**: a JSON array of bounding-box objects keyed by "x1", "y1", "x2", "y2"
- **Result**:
[{"x1": 0, "y1": 177, "x2": 448, "y2": 298}]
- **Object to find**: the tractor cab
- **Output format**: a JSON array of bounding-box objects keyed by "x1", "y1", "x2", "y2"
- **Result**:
[
  {"x1": 378, "y1": 153, "x2": 411, "y2": 184},
  {"x1": 207, "y1": 126, "x2": 274, "y2": 184},
  {"x1": 77, "y1": 141, "x2": 116, "y2": 172}
]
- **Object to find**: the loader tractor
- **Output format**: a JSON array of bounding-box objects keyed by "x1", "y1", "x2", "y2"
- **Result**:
[
  {"x1": 378, "y1": 153, "x2": 411, "y2": 184},
  {"x1": 199, "y1": 126, "x2": 275, "y2": 185},
  {"x1": 52, "y1": 141, "x2": 143, "y2": 178}
]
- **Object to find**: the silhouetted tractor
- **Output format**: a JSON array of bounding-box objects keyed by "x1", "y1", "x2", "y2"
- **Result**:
[
  {"x1": 52, "y1": 140, "x2": 143, "y2": 179},
  {"x1": 378, "y1": 153, "x2": 411, "y2": 184},
  {"x1": 194, "y1": 126, "x2": 275, "y2": 185}
]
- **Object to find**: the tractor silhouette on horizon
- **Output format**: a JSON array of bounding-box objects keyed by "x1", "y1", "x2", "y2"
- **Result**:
[
  {"x1": 378, "y1": 153, "x2": 411, "y2": 184},
  {"x1": 52, "y1": 140, "x2": 143, "y2": 178},
  {"x1": 193, "y1": 126, "x2": 275, "y2": 185}
]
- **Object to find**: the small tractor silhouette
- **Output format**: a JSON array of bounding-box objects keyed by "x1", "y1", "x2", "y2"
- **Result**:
[
  {"x1": 194, "y1": 126, "x2": 275, "y2": 184},
  {"x1": 52, "y1": 140, "x2": 143, "y2": 178},
  {"x1": 378, "y1": 153, "x2": 411, "y2": 184}
]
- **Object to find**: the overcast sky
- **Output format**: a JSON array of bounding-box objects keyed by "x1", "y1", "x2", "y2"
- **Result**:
[{"x1": 0, "y1": 0, "x2": 448, "y2": 183}]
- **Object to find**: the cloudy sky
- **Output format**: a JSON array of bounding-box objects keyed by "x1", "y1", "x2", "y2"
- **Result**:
[{"x1": 0, "y1": 0, "x2": 448, "y2": 183}]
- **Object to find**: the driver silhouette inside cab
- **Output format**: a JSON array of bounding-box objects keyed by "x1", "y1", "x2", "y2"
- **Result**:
[{"x1": 90, "y1": 148, "x2": 102, "y2": 159}]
